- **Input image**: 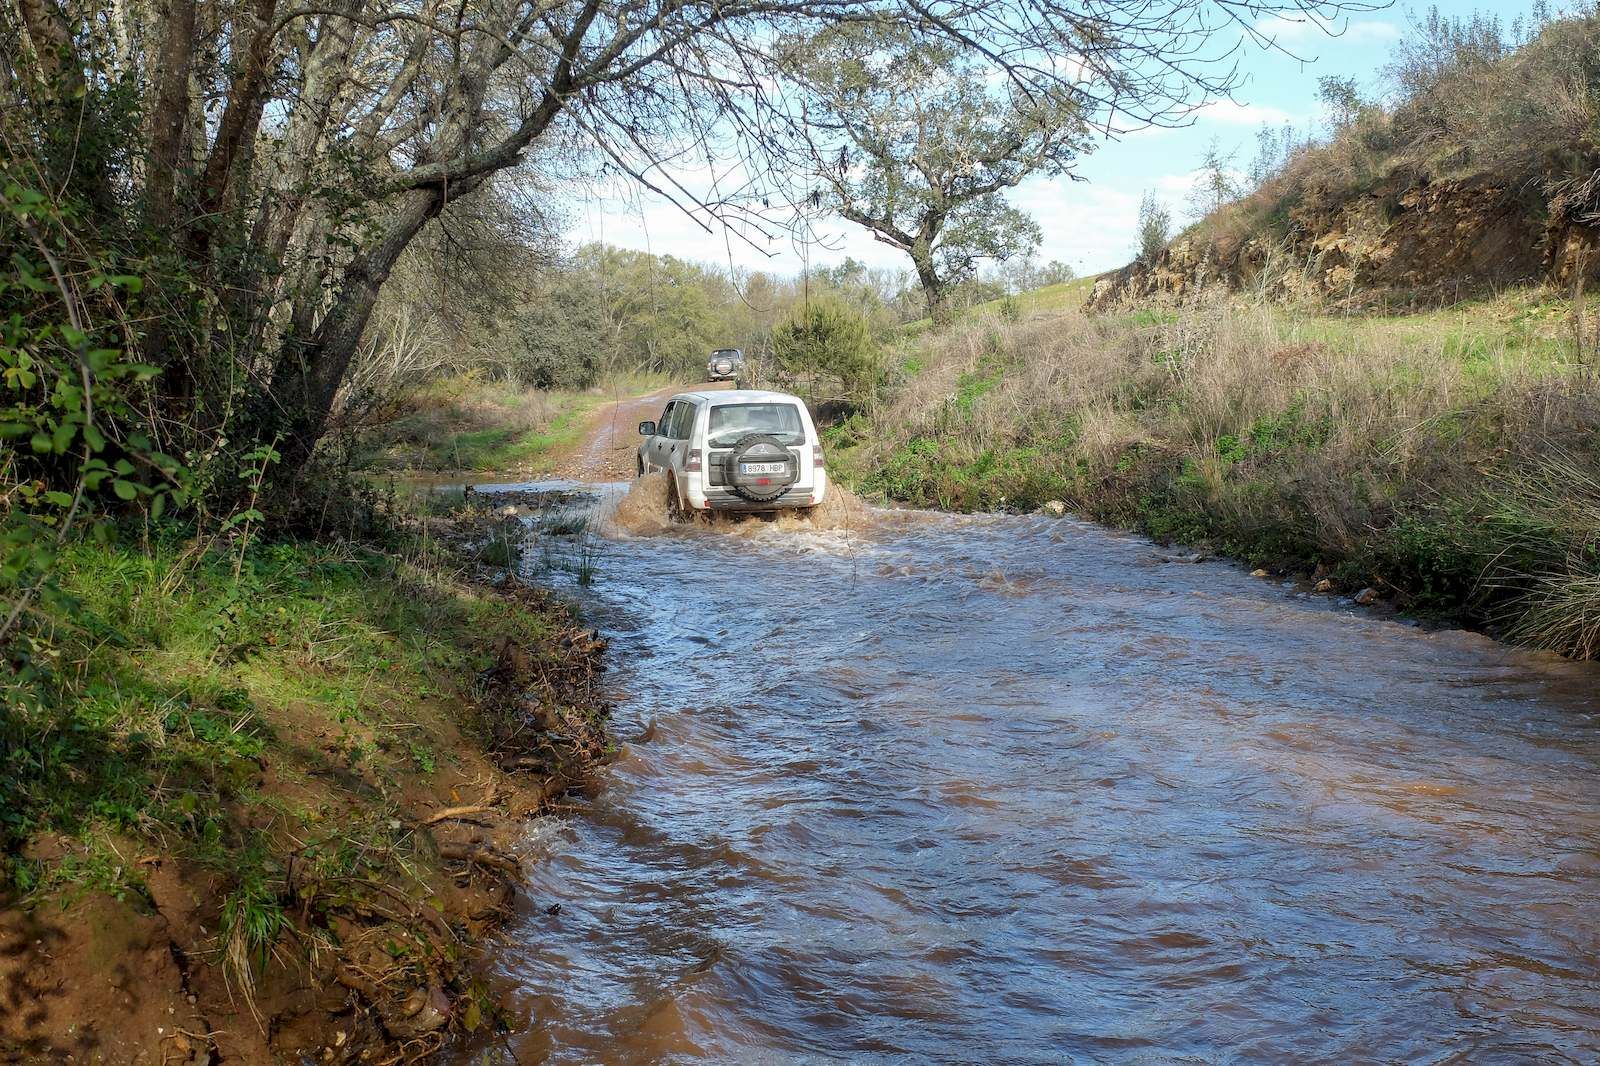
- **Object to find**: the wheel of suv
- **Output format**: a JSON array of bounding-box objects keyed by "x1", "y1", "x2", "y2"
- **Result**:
[
  {"x1": 724, "y1": 433, "x2": 798, "y2": 503},
  {"x1": 666, "y1": 475, "x2": 689, "y2": 522},
  {"x1": 636, "y1": 455, "x2": 644, "y2": 477}
]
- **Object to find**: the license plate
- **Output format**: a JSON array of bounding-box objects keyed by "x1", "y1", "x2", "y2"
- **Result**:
[{"x1": 740, "y1": 461, "x2": 787, "y2": 475}]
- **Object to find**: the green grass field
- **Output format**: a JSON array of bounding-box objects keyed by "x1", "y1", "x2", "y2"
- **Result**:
[{"x1": 358, "y1": 376, "x2": 605, "y2": 474}]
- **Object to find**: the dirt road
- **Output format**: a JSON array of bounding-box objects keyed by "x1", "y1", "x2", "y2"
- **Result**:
[{"x1": 553, "y1": 381, "x2": 731, "y2": 482}]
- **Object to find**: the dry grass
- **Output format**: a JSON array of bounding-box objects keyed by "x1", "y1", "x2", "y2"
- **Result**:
[{"x1": 845, "y1": 287, "x2": 1600, "y2": 656}]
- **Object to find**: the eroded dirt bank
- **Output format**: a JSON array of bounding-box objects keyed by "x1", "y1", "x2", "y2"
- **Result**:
[{"x1": 1, "y1": 561, "x2": 611, "y2": 1065}]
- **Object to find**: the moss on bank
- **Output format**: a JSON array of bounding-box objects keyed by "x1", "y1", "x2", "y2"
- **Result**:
[{"x1": 1, "y1": 518, "x2": 610, "y2": 1063}]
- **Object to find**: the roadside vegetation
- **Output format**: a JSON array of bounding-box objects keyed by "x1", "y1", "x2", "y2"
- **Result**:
[
  {"x1": 356, "y1": 376, "x2": 603, "y2": 475},
  {"x1": 348, "y1": 247, "x2": 1078, "y2": 479},
  {"x1": 832, "y1": 287, "x2": 1600, "y2": 657},
  {"x1": 1, "y1": 497, "x2": 612, "y2": 1059}
]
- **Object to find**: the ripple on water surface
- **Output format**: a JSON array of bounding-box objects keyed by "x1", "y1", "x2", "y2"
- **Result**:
[{"x1": 464, "y1": 482, "x2": 1600, "y2": 1064}]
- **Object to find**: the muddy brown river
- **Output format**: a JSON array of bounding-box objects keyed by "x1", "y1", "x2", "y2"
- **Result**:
[{"x1": 468, "y1": 482, "x2": 1600, "y2": 1063}]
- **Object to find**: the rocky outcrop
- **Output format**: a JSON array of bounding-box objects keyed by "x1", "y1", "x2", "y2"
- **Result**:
[{"x1": 1091, "y1": 175, "x2": 1600, "y2": 309}]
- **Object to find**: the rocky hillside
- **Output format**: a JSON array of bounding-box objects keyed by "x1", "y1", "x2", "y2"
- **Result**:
[
  {"x1": 1094, "y1": 175, "x2": 1598, "y2": 306},
  {"x1": 1094, "y1": 10, "x2": 1600, "y2": 307}
]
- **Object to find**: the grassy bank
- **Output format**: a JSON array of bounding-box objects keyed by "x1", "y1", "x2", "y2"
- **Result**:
[
  {"x1": 832, "y1": 287, "x2": 1600, "y2": 658},
  {"x1": 357, "y1": 373, "x2": 670, "y2": 476},
  {"x1": 1, "y1": 514, "x2": 610, "y2": 1062},
  {"x1": 356, "y1": 374, "x2": 598, "y2": 474}
]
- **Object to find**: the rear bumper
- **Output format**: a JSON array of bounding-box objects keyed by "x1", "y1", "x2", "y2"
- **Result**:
[
  {"x1": 703, "y1": 492, "x2": 816, "y2": 511},
  {"x1": 684, "y1": 471, "x2": 826, "y2": 511}
]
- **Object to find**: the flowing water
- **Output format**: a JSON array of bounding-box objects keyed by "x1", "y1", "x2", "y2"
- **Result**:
[{"x1": 470, "y1": 482, "x2": 1600, "y2": 1064}]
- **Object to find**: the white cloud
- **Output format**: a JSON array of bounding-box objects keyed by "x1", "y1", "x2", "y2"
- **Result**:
[
  {"x1": 1195, "y1": 99, "x2": 1298, "y2": 126},
  {"x1": 1010, "y1": 177, "x2": 1143, "y2": 274},
  {"x1": 1253, "y1": 14, "x2": 1401, "y2": 45}
]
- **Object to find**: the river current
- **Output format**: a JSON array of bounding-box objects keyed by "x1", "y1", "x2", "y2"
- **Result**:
[{"x1": 464, "y1": 482, "x2": 1600, "y2": 1064}]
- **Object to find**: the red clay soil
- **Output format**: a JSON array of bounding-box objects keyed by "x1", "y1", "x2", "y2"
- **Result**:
[
  {"x1": 553, "y1": 381, "x2": 731, "y2": 483},
  {"x1": 0, "y1": 583, "x2": 611, "y2": 1066}
]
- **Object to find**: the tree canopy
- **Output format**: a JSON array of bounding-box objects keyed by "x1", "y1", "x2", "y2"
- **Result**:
[
  {"x1": 784, "y1": 23, "x2": 1083, "y2": 318},
  {"x1": 1, "y1": 0, "x2": 1387, "y2": 482}
]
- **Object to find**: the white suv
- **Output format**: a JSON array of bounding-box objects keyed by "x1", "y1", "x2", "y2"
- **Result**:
[{"x1": 637, "y1": 390, "x2": 829, "y2": 515}]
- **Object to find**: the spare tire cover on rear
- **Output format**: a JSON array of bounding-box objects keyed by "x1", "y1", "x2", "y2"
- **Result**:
[{"x1": 725, "y1": 433, "x2": 797, "y2": 502}]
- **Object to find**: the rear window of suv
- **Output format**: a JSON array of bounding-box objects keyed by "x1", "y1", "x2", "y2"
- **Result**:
[{"x1": 707, "y1": 403, "x2": 804, "y2": 447}]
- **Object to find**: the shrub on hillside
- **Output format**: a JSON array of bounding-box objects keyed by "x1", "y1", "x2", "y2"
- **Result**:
[
  {"x1": 771, "y1": 300, "x2": 885, "y2": 411},
  {"x1": 1137, "y1": 191, "x2": 1173, "y2": 265}
]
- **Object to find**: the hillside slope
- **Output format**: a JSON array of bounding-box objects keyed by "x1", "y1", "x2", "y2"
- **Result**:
[{"x1": 1095, "y1": 10, "x2": 1600, "y2": 307}]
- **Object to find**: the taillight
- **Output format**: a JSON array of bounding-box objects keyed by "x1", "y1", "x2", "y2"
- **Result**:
[
  {"x1": 686, "y1": 448, "x2": 702, "y2": 472},
  {"x1": 812, "y1": 444, "x2": 825, "y2": 468}
]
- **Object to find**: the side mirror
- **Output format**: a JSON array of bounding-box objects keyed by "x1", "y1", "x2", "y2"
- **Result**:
[{"x1": 638, "y1": 421, "x2": 656, "y2": 436}]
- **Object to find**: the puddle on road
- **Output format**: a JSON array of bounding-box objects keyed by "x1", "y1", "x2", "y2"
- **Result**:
[{"x1": 459, "y1": 479, "x2": 1600, "y2": 1064}]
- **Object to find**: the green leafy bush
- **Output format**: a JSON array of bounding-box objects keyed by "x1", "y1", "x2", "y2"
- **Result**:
[
  {"x1": 1, "y1": 177, "x2": 189, "y2": 681},
  {"x1": 772, "y1": 299, "x2": 884, "y2": 410}
]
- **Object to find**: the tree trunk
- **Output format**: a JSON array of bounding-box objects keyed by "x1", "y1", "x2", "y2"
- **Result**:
[
  {"x1": 195, "y1": 0, "x2": 279, "y2": 230},
  {"x1": 912, "y1": 248, "x2": 948, "y2": 323},
  {"x1": 145, "y1": 0, "x2": 195, "y2": 228},
  {"x1": 268, "y1": 182, "x2": 469, "y2": 469},
  {"x1": 262, "y1": 0, "x2": 572, "y2": 475},
  {"x1": 11, "y1": 0, "x2": 84, "y2": 97}
]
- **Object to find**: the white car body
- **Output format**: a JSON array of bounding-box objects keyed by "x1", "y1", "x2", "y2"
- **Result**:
[{"x1": 637, "y1": 389, "x2": 829, "y2": 513}]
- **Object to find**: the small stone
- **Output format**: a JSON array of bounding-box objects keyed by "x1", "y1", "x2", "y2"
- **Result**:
[
  {"x1": 498, "y1": 504, "x2": 518, "y2": 516},
  {"x1": 1354, "y1": 587, "x2": 1379, "y2": 606},
  {"x1": 1039, "y1": 500, "x2": 1067, "y2": 517},
  {"x1": 1314, "y1": 578, "x2": 1334, "y2": 593},
  {"x1": 390, "y1": 986, "x2": 451, "y2": 1036},
  {"x1": 1250, "y1": 568, "x2": 1269, "y2": 578}
]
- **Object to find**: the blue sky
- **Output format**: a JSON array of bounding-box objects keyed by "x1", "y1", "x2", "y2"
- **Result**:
[{"x1": 563, "y1": 1, "x2": 1550, "y2": 280}]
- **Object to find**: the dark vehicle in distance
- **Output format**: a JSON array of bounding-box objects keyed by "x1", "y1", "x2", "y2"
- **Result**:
[{"x1": 707, "y1": 348, "x2": 745, "y2": 382}]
